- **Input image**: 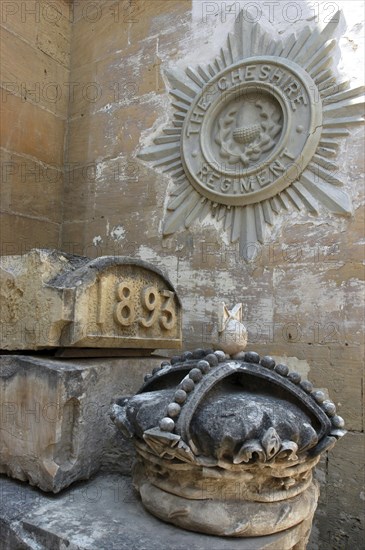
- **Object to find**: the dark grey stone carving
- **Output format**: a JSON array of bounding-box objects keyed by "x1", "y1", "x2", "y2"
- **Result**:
[{"x1": 112, "y1": 349, "x2": 345, "y2": 545}]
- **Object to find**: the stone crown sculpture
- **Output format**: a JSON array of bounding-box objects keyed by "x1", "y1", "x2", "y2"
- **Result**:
[{"x1": 111, "y1": 349, "x2": 345, "y2": 542}]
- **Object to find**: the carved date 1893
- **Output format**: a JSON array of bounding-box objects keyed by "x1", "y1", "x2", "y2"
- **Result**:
[{"x1": 114, "y1": 282, "x2": 177, "y2": 331}]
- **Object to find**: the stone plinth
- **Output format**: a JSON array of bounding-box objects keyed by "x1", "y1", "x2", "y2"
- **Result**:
[
  {"x1": 0, "y1": 249, "x2": 182, "y2": 350},
  {"x1": 0, "y1": 473, "x2": 317, "y2": 550},
  {"x1": 0, "y1": 354, "x2": 162, "y2": 492}
]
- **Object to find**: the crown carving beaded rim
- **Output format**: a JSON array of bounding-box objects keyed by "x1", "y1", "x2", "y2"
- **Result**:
[{"x1": 138, "y1": 10, "x2": 364, "y2": 259}]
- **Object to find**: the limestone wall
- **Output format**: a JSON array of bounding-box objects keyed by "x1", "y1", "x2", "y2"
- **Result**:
[
  {"x1": 60, "y1": 2, "x2": 364, "y2": 548},
  {"x1": 0, "y1": 0, "x2": 363, "y2": 548},
  {"x1": 0, "y1": 0, "x2": 72, "y2": 254}
]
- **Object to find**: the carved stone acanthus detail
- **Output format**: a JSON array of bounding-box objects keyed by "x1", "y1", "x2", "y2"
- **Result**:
[
  {"x1": 138, "y1": 10, "x2": 364, "y2": 260},
  {"x1": 111, "y1": 349, "x2": 345, "y2": 544}
]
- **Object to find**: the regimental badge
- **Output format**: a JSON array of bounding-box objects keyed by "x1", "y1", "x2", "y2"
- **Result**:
[{"x1": 138, "y1": 10, "x2": 364, "y2": 260}]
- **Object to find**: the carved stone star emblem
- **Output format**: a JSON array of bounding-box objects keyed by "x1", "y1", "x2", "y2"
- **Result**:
[{"x1": 139, "y1": 10, "x2": 364, "y2": 260}]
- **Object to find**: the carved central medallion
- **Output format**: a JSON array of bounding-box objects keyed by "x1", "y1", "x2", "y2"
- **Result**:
[
  {"x1": 182, "y1": 58, "x2": 322, "y2": 206},
  {"x1": 212, "y1": 90, "x2": 283, "y2": 168},
  {"x1": 138, "y1": 10, "x2": 364, "y2": 259}
]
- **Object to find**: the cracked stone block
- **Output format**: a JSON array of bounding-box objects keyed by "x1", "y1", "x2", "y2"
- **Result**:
[
  {"x1": 0, "y1": 249, "x2": 182, "y2": 350},
  {"x1": 0, "y1": 354, "x2": 162, "y2": 492}
]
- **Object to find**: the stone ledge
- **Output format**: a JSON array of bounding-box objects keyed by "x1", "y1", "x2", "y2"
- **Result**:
[{"x1": 0, "y1": 473, "x2": 314, "y2": 550}]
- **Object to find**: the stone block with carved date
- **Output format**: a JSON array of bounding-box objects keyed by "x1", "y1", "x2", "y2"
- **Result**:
[{"x1": 0, "y1": 249, "x2": 182, "y2": 351}]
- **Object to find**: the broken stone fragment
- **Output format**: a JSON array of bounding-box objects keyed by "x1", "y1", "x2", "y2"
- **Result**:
[
  {"x1": 213, "y1": 303, "x2": 248, "y2": 355},
  {"x1": 0, "y1": 354, "x2": 162, "y2": 492}
]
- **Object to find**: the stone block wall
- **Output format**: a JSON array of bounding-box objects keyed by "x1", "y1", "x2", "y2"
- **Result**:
[
  {"x1": 60, "y1": 2, "x2": 365, "y2": 547},
  {"x1": 62, "y1": 0, "x2": 192, "y2": 256},
  {"x1": 0, "y1": 1, "x2": 363, "y2": 548},
  {"x1": 0, "y1": 0, "x2": 72, "y2": 254}
]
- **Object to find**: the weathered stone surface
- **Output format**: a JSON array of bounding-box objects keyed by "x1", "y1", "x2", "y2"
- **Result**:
[
  {"x1": 0, "y1": 93, "x2": 66, "y2": 167},
  {"x1": 139, "y1": 9, "x2": 364, "y2": 260},
  {"x1": 1, "y1": 1, "x2": 363, "y2": 545},
  {"x1": 0, "y1": 0, "x2": 71, "y2": 256},
  {"x1": 1, "y1": 26, "x2": 70, "y2": 117},
  {"x1": 0, "y1": 473, "x2": 318, "y2": 550},
  {"x1": 112, "y1": 350, "x2": 345, "y2": 542},
  {"x1": 249, "y1": 344, "x2": 363, "y2": 434},
  {"x1": 309, "y1": 432, "x2": 365, "y2": 550},
  {"x1": 213, "y1": 302, "x2": 248, "y2": 355},
  {"x1": 0, "y1": 249, "x2": 182, "y2": 350},
  {"x1": 0, "y1": 354, "x2": 162, "y2": 492},
  {"x1": 138, "y1": 478, "x2": 318, "y2": 541},
  {"x1": 0, "y1": 149, "x2": 63, "y2": 224},
  {"x1": 36, "y1": 4, "x2": 71, "y2": 68},
  {"x1": 0, "y1": 215, "x2": 61, "y2": 257}
]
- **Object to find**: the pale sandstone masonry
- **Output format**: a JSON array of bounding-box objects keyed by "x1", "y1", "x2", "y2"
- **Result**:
[
  {"x1": 1, "y1": 473, "x2": 320, "y2": 550},
  {"x1": 0, "y1": 0, "x2": 72, "y2": 255}
]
